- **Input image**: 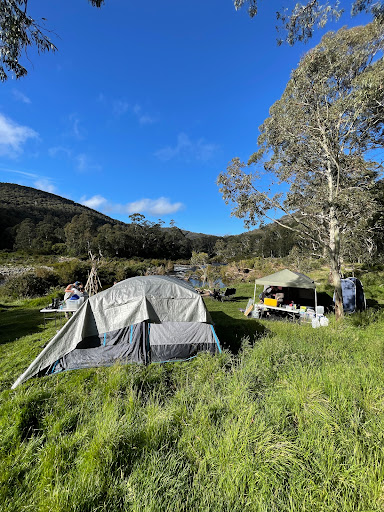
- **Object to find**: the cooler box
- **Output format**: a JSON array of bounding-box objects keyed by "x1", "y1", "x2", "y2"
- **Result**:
[{"x1": 264, "y1": 298, "x2": 278, "y2": 307}]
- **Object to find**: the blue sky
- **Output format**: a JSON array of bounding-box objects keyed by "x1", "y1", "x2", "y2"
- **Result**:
[{"x1": 0, "y1": 0, "x2": 370, "y2": 235}]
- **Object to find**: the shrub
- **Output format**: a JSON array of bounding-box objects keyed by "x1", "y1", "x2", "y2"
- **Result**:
[
  {"x1": 114, "y1": 261, "x2": 150, "y2": 281},
  {"x1": 52, "y1": 260, "x2": 89, "y2": 286},
  {"x1": 51, "y1": 243, "x2": 67, "y2": 255},
  {"x1": 1, "y1": 273, "x2": 52, "y2": 299},
  {"x1": 34, "y1": 267, "x2": 60, "y2": 287},
  {"x1": 98, "y1": 264, "x2": 117, "y2": 285}
]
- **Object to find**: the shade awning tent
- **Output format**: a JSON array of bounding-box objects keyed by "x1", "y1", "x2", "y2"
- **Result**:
[
  {"x1": 253, "y1": 269, "x2": 318, "y2": 310},
  {"x1": 12, "y1": 275, "x2": 221, "y2": 389},
  {"x1": 254, "y1": 269, "x2": 316, "y2": 289}
]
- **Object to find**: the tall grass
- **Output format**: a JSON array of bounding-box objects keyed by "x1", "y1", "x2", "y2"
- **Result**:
[{"x1": 1, "y1": 281, "x2": 384, "y2": 510}]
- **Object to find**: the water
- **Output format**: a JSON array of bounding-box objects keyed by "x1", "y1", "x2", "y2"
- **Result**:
[
  {"x1": 187, "y1": 277, "x2": 226, "y2": 289},
  {"x1": 169, "y1": 264, "x2": 226, "y2": 289}
]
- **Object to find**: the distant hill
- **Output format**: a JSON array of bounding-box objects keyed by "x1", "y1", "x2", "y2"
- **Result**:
[
  {"x1": 0, "y1": 183, "x2": 120, "y2": 230},
  {"x1": 0, "y1": 183, "x2": 219, "y2": 255}
]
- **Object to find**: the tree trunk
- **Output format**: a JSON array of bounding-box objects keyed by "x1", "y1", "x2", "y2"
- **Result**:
[
  {"x1": 329, "y1": 207, "x2": 344, "y2": 320},
  {"x1": 330, "y1": 260, "x2": 343, "y2": 320}
]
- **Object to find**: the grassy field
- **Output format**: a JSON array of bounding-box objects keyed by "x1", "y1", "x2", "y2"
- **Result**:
[{"x1": 1, "y1": 275, "x2": 384, "y2": 511}]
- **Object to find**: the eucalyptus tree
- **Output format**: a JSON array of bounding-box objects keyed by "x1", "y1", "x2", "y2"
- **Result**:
[
  {"x1": 235, "y1": 0, "x2": 384, "y2": 44},
  {"x1": 218, "y1": 21, "x2": 384, "y2": 318},
  {"x1": 14, "y1": 218, "x2": 36, "y2": 252},
  {"x1": 0, "y1": 0, "x2": 104, "y2": 81}
]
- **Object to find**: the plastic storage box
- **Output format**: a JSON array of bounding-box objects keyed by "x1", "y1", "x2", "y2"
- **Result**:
[{"x1": 264, "y1": 298, "x2": 278, "y2": 307}]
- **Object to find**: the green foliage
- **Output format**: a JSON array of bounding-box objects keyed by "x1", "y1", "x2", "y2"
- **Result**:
[
  {"x1": 218, "y1": 22, "x2": 384, "y2": 317},
  {"x1": 0, "y1": 273, "x2": 54, "y2": 299},
  {"x1": 0, "y1": 1, "x2": 56, "y2": 81},
  {"x1": 0, "y1": 0, "x2": 106, "y2": 81},
  {"x1": 52, "y1": 260, "x2": 90, "y2": 286},
  {"x1": 235, "y1": 1, "x2": 384, "y2": 45}
]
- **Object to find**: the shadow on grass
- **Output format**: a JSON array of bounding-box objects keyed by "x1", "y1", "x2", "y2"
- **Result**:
[
  {"x1": 0, "y1": 306, "x2": 46, "y2": 345},
  {"x1": 210, "y1": 310, "x2": 268, "y2": 354},
  {"x1": 0, "y1": 303, "x2": 17, "y2": 310},
  {"x1": 210, "y1": 296, "x2": 250, "y2": 304},
  {"x1": 366, "y1": 298, "x2": 384, "y2": 310}
]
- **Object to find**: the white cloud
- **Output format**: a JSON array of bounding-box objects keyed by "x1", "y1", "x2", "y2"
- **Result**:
[
  {"x1": 133, "y1": 103, "x2": 156, "y2": 125},
  {"x1": 126, "y1": 197, "x2": 184, "y2": 215},
  {"x1": 0, "y1": 167, "x2": 58, "y2": 194},
  {"x1": 12, "y1": 90, "x2": 31, "y2": 104},
  {"x1": 34, "y1": 179, "x2": 57, "y2": 194},
  {"x1": 48, "y1": 146, "x2": 72, "y2": 158},
  {"x1": 112, "y1": 99, "x2": 156, "y2": 125},
  {"x1": 68, "y1": 114, "x2": 86, "y2": 139},
  {"x1": 113, "y1": 100, "x2": 130, "y2": 116},
  {"x1": 49, "y1": 145, "x2": 101, "y2": 173},
  {"x1": 80, "y1": 195, "x2": 183, "y2": 216},
  {"x1": 0, "y1": 167, "x2": 39, "y2": 179},
  {"x1": 76, "y1": 153, "x2": 102, "y2": 172},
  {"x1": 138, "y1": 114, "x2": 156, "y2": 125},
  {"x1": 0, "y1": 113, "x2": 38, "y2": 156},
  {"x1": 155, "y1": 133, "x2": 218, "y2": 162},
  {"x1": 81, "y1": 195, "x2": 107, "y2": 209}
]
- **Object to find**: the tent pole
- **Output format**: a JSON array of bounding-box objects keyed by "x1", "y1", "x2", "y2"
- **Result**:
[
  {"x1": 315, "y1": 288, "x2": 318, "y2": 316},
  {"x1": 253, "y1": 280, "x2": 257, "y2": 305}
]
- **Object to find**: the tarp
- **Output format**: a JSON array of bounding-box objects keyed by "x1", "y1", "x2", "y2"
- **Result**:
[
  {"x1": 12, "y1": 276, "x2": 219, "y2": 389},
  {"x1": 254, "y1": 269, "x2": 316, "y2": 289}
]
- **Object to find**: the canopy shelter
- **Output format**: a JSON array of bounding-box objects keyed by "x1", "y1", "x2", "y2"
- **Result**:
[
  {"x1": 253, "y1": 269, "x2": 317, "y2": 311},
  {"x1": 12, "y1": 276, "x2": 221, "y2": 389}
]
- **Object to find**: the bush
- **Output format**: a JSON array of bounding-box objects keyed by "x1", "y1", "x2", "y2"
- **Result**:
[
  {"x1": 98, "y1": 263, "x2": 117, "y2": 285},
  {"x1": 51, "y1": 243, "x2": 67, "y2": 255},
  {"x1": 0, "y1": 273, "x2": 52, "y2": 299},
  {"x1": 34, "y1": 266, "x2": 60, "y2": 286},
  {"x1": 115, "y1": 261, "x2": 149, "y2": 281},
  {"x1": 52, "y1": 260, "x2": 89, "y2": 286}
]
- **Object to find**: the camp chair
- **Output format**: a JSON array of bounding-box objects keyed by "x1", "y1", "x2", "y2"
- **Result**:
[{"x1": 219, "y1": 288, "x2": 236, "y2": 301}]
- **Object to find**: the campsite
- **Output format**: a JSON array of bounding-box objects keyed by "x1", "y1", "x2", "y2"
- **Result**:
[
  {"x1": 1, "y1": 258, "x2": 384, "y2": 511},
  {"x1": 2, "y1": 1, "x2": 384, "y2": 510}
]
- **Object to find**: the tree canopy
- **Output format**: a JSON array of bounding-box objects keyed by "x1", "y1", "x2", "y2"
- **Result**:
[
  {"x1": 218, "y1": 21, "x2": 384, "y2": 318},
  {"x1": 235, "y1": 0, "x2": 384, "y2": 45}
]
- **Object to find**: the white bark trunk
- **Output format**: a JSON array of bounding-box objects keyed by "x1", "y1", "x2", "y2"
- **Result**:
[
  {"x1": 326, "y1": 156, "x2": 344, "y2": 320},
  {"x1": 329, "y1": 206, "x2": 343, "y2": 319}
]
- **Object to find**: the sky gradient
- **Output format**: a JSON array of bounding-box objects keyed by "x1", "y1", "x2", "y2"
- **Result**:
[{"x1": 0, "y1": 0, "x2": 370, "y2": 235}]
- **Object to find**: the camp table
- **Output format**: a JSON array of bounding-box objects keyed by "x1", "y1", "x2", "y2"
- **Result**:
[
  {"x1": 255, "y1": 304, "x2": 301, "y2": 320},
  {"x1": 40, "y1": 306, "x2": 79, "y2": 327}
]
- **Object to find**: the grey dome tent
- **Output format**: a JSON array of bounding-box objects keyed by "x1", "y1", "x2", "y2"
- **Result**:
[{"x1": 12, "y1": 276, "x2": 221, "y2": 389}]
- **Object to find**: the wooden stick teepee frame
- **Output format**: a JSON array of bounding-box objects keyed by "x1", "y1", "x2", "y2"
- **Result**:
[{"x1": 85, "y1": 250, "x2": 102, "y2": 296}]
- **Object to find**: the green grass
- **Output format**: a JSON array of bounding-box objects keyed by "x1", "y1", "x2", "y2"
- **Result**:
[{"x1": 1, "y1": 277, "x2": 384, "y2": 511}]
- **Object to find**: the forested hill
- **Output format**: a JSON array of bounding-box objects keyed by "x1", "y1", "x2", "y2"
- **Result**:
[
  {"x1": 0, "y1": 183, "x2": 120, "y2": 230},
  {"x1": 0, "y1": 183, "x2": 220, "y2": 258},
  {"x1": 1, "y1": 182, "x2": 330, "y2": 261}
]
